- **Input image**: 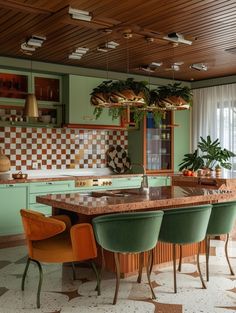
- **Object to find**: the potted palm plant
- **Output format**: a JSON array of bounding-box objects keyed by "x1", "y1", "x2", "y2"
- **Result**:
[{"x1": 179, "y1": 135, "x2": 235, "y2": 174}]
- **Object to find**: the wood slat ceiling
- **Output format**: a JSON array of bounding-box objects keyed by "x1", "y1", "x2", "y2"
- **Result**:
[{"x1": 1, "y1": 0, "x2": 236, "y2": 81}]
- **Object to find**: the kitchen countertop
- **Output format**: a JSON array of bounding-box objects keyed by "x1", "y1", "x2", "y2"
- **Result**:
[
  {"x1": 0, "y1": 168, "x2": 173, "y2": 184},
  {"x1": 172, "y1": 172, "x2": 236, "y2": 189},
  {"x1": 36, "y1": 186, "x2": 236, "y2": 216}
]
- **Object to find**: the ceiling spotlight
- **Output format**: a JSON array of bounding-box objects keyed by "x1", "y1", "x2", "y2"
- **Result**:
[
  {"x1": 190, "y1": 63, "x2": 208, "y2": 71},
  {"x1": 68, "y1": 46, "x2": 89, "y2": 60},
  {"x1": 105, "y1": 41, "x2": 119, "y2": 49},
  {"x1": 27, "y1": 35, "x2": 46, "y2": 47},
  {"x1": 145, "y1": 37, "x2": 155, "y2": 43},
  {"x1": 140, "y1": 66, "x2": 155, "y2": 73},
  {"x1": 20, "y1": 42, "x2": 36, "y2": 52},
  {"x1": 150, "y1": 62, "x2": 163, "y2": 67},
  {"x1": 163, "y1": 32, "x2": 192, "y2": 45},
  {"x1": 69, "y1": 7, "x2": 92, "y2": 21},
  {"x1": 97, "y1": 46, "x2": 108, "y2": 52},
  {"x1": 75, "y1": 47, "x2": 89, "y2": 54},
  {"x1": 69, "y1": 53, "x2": 82, "y2": 60}
]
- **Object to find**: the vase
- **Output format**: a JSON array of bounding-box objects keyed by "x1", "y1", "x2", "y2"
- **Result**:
[
  {"x1": 0, "y1": 147, "x2": 11, "y2": 172},
  {"x1": 215, "y1": 168, "x2": 222, "y2": 178}
]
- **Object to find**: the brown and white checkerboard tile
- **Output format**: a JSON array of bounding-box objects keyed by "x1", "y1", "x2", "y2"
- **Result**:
[{"x1": 0, "y1": 127, "x2": 128, "y2": 171}]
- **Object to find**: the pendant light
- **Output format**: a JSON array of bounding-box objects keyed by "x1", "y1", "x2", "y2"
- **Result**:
[{"x1": 24, "y1": 59, "x2": 39, "y2": 118}]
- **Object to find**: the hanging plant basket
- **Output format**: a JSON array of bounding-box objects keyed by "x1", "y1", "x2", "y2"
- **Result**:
[{"x1": 91, "y1": 80, "x2": 192, "y2": 123}]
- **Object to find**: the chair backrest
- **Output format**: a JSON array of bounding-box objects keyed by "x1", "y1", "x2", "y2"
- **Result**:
[
  {"x1": 92, "y1": 210, "x2": 164, "y2": 253},
  {"x1": 20, "y1": 209, "x2": 66, "y2": 241},
  {"x1": 207, "y1": 201, "x2": 236, "y2": 235},
  {"x1": 159, "y1": 205, "x2": 212, "y2": 244}
]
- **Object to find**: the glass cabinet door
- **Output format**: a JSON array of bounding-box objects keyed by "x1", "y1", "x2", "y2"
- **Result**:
[{"x1": 145, "y1": 112, "x2": 173, "y2": 172}]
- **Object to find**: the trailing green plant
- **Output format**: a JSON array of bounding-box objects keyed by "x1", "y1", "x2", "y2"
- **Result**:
[
  {"x1": 91, "y1": 80, "x2": 192, "y2": 126},
  {"x1": 93, "y1": 107, "x2": 103, "y2": 119},
  {"x1": 157, "y1": 82, "x2": 192, "y2": 103},
  {"x1": 179, "y1": 135, "x2": 235, "y2": 171},
  {"x1": 108, "y1": 107, "x2": 124, "y2": 120}
]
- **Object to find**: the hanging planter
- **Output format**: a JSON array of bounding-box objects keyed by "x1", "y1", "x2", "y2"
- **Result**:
[
  {"x1": 91, "y1": 80, "x2": 192, "y2": 123},
  {"x1": 156, "y1": 82, "x2": 192, "y2": 110}
]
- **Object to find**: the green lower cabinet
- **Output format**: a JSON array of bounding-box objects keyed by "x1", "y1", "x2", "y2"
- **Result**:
[
  {"x1": 0, "y1": 183, "x2": 28, "y2": 235},
  {"x1": 29, "y1": 180, "x2": 76, "y2": 216},
  {"x1": 148, "y1": 176, "x2": 171, "y2": 187},
  {"x1": 111, "y1": 177, "x2": 142, "y2": 189}
]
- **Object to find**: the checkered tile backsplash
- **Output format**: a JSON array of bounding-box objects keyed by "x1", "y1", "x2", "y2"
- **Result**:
[{"x1": 0, "y1": 127, "x2": 128, "y2": 171}]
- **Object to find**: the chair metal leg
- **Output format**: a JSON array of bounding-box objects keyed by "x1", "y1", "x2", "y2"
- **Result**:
[
  {"x1": 101, "y1": 247, "x2": 106, "y2": 270},
  {"x1": 71, "y1": 262, "x2": 76, "y2": 280},
  {"x1": 137, "y1": 252, "x2": 144, "y2": 283},
  {"x1": 31, "y1": 259, "x2": 43, "y2": 309},
  {"x1": 149, "y1": 249, "x2": 154, "y2": 275},
  {"x1": 91, "y1": 261, "x2": 101, "y2": 296},
  {"x1": 21, "y1": 257, "x2": 31, "y2": 291},
  {"x1": 178, "y1": 245, "x2": 182, "y2": 272},
  {"x1": 197, "y1": 242, "x2": 206, "y2": 289},
  {"x1": 205, "y1": 236, "x2": 210, "y2": 281},
  {"x1": 225, "y1": 233, "x2": 235, "y2": 275},
  {"x1": 113, "y1": 252, "x2": 120, "y2": 305},
  {"x1": 146, "y1": 250, "x2": 156, "y2": 299},
  {"x1": 173, "y1": 244, "x2": 177, "y2": 293}
]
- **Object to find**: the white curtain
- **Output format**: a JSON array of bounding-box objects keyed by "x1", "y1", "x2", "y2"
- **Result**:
[{"x1": 192, "y1": 84, "x2": 236, "y2": 171}]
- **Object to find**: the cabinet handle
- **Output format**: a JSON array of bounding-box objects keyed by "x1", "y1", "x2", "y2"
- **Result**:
[
  {"x1": 46, "y1": 182, "x2": 53, "y2": 185},
  {"x1": 8, "y1": 184, "x2": 15, "y2": 187}
]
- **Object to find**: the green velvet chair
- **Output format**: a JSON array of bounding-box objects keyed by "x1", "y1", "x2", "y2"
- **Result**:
[
  {"x1": 205, "y1": 200, "x2": 236, "y2": 281},
  {"x1": 158, "y1": 204, "x2": 212, "y2": 293},
  {"x1": 92, "y1": 210, "x2": 164, "y2": 304}
]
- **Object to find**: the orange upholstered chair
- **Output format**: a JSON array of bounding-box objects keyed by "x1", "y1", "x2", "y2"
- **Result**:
[{"x1": 20, "y1": 209, "x2": 100, "y2": 308}]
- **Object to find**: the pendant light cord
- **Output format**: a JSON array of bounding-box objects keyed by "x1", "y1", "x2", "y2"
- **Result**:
[{"x1": 126, "y1": 38, "x2": 129, "y2": 77}]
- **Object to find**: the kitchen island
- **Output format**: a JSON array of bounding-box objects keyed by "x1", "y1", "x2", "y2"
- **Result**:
[{"x1": 37, "y1": 186, "x2": 236, "y2": 276}]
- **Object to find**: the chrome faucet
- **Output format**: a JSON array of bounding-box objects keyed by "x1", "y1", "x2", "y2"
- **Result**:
[{"x1": 131, "y1": 163, "x2": 149, "y2": 194}]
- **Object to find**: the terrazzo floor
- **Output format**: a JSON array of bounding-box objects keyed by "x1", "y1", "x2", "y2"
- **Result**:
[{"x1": 0, "y1": 240, "x2": 236, "y2": 313}]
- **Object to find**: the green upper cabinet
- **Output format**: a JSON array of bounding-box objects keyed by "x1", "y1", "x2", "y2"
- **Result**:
[
  {"x1": 32, "y1": 73, "x2": 62, "y2": 105},
  {"x1": 64, "y1": 75, "x2": 121, "y2": 127}
]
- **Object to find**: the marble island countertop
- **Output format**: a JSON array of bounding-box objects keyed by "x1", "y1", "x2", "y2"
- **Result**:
[{"x1": 36, "y1": 186, "x2": 236, "y2": 216}]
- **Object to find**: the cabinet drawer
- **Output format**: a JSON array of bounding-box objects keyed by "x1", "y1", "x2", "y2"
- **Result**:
[
  {"x1": 111, "y1": 177, "x2": 142, "y2": 189},
  {"x1": 30, "y1": 190, "x2": 74, "y2": 204},
  {"x1": 29, "y1": 204, "x2": 52, "y2": 216},
  {"x1": 148, "y1": 176, "x2": 170, "y2": 187},
  {"x1": 29, "y1": 180, "x2": 75, "y2": 194}
]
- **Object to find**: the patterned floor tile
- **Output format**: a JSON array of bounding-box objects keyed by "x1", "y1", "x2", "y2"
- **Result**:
[{"x1": 0, "y1": 240, "x2": 235, "y2": 312}]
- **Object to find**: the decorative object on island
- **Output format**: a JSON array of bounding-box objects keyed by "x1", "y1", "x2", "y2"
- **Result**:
[
  {"x1": 0, "y1": 147, "x2": 10, "y2": 172},
  {"x1": 179, "y1": 135, "x2": 235, "y2": 174},
  {"x1": 215, "y1": 164, "x2": 222, "y2": 178},
  {"x1": 24, "y1": 60, "x2": 39, "y2": 118},
  {"x1": 91, "y1": 80, "x2": 192, "y2": 125}
]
